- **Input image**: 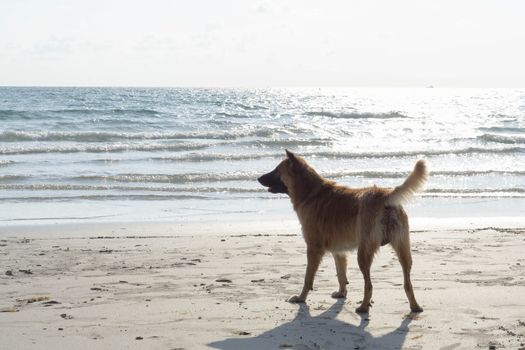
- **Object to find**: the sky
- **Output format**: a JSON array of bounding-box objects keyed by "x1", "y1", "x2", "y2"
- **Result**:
[{"x1": 1, "y1": 0, "x2": 524, "y2": 87}]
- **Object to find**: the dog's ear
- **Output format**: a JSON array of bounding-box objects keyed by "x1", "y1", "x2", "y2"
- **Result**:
[{"x1": 285, "y1": 149, "x2": 297, "y2": 162}]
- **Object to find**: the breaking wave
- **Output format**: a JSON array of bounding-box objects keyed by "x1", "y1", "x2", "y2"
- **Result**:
[{"x1": 72, "y1": 172, "x2": 261, "y2": 184}]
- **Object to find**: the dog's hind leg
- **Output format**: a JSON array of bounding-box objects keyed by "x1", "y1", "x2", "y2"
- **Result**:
[
  {"x1": 331, "y1": 253, "x2": 348, "y2": 299},
  {"x1": 288, "y1": 246, "x2": 323, "y2": 303},
  {"x1": 391, "y1": 233, "x2": 423, "y2": 313},
  {"x1": 355, "y1": 244, "x2": 377, "y2": 313}
]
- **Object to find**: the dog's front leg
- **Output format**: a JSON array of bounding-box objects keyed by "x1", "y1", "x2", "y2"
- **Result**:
[{"x1": 288, "y1": 247, "x2": 323, "y2": 303}]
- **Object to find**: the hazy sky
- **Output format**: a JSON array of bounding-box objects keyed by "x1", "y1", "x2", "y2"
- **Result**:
[{"x1": 1, "y1": 0, "x2": 524, "y2": 87}]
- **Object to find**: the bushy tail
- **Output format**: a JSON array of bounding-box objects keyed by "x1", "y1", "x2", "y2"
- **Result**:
[{"x1": 386, "y1": 160, "x2": 428, "y2": 206}]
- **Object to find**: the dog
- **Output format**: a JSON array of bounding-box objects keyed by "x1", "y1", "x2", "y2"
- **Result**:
[{"x1": 257, "y1": 150, "x2": 427, "y2": 313}]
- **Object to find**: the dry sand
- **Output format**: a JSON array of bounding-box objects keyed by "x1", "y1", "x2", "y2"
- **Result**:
[{"x1": 1, "y1": 226, "x2": 524, "y2": 349}]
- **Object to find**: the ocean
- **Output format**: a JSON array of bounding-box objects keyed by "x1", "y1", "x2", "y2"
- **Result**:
[{"x1": 1, "y1": 87, "x2": 525, "y2": 229}]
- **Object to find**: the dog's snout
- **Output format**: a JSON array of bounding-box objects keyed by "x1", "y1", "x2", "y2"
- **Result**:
[
  {"x1": 257, "y1": 168, "x2": 288, "y2": 194},
  {"x1": 257, "y1": 174, "x2": 268, "y2": 186},
  {"x1": 257, "y1": 175, "x2": 265, "y2": 186},
  {"x1": 258, "y1": 169, "x2": 276, "y2": 187}
]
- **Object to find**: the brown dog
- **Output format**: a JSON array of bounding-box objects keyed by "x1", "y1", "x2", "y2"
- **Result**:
[{"x1": 258, "y1": 150, "x2": 427, "y2": 313}]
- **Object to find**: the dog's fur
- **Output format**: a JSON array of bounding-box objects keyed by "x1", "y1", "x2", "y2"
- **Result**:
[{"x1": 258, "y1": 150, "x2": 427, "y2": 313}]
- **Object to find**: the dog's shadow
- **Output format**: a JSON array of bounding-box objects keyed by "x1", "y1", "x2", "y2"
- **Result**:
[{"x1": 209, "y1": 300, "x2": 414, "y2": 350}]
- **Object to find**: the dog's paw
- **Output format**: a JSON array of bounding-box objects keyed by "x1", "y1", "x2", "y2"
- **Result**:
[
  {"x1": 331, "y1": 291, "x2": 347, "y2": 299},
  {"x1": 355, "y1": 306, "x2": 369, "y2": 314},
  {"x1": 411, "y1": 305, "x2": 423, "y2": 313},
  {"x1": 288, "y1": 295, "x2": 305, "y2": 303}
]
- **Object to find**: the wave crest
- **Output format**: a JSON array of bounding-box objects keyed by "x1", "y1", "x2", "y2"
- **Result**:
[
  {"x1": 73, "y1": 172, "x2": 260, "y2": 184},
  {"x1": 304, "y1": 111, "x2": 409, "y2": 119},
  {"x1": 0, "y1": 128, "x2": 279, "y2": 142},
  {"x1": 0, "y1": 142, "x2": 211, "y2": 155},
  {"x1": 478, "y1": 133, "x2": 525, "y2": 144}
]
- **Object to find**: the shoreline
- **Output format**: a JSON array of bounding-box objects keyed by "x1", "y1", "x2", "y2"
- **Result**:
[{"x1": 2, "y1": 214, "x2": 525, "y2": 238}]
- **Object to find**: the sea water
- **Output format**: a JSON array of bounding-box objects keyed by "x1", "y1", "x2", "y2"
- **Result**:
[{"x1": 1, "y1": 87, "x2": 524, "y2": 229}]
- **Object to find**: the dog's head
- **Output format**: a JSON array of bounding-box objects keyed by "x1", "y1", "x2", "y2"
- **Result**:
[{"x1": 257, "y1": 149, "x2": 311, "y2": 195}]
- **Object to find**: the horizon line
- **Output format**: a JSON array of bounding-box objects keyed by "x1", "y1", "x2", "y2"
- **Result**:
[{"x1": 1, "y1": 84, "x2": 524, "y2": 89}]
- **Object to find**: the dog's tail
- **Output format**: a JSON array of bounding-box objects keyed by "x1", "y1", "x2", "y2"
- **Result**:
[{"x1": 386, "y1": 160, "x2": 428, "y2": 206}]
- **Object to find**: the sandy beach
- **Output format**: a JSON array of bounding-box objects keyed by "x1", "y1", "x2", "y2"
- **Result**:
[{"x1": 1, "y1": 224, "x2": 524, "y2": 350}]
